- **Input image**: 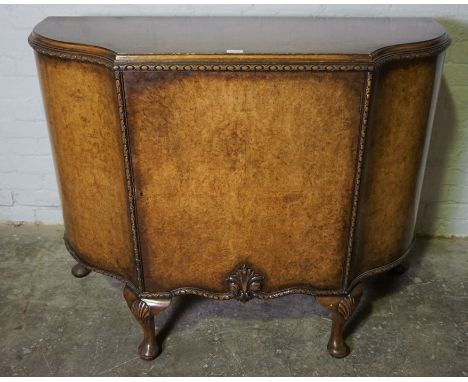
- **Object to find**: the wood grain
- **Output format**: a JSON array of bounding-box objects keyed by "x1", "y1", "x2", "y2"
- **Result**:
[
  {"x1": 30, "y1": 16, "x2": 450, "y2": 360},
  {"x1": 124, "y1": 70, "x2": 365, "y2": 292},
  {"x1": 36, "y1": 54, "x2": 137, "y2": 284},
  {"x1": 351, "y1": 56, "x2": 438, "y2": 278}
]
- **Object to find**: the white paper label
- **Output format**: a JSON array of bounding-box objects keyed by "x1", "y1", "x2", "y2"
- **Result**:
[{"x1": 226, "y1": 49, "x2": 244, "y2": 54}]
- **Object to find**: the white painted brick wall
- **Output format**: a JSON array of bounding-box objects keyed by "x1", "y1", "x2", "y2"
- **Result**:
[{"x1": 1, "y1": 5, "x2": 468, "y2": 237}]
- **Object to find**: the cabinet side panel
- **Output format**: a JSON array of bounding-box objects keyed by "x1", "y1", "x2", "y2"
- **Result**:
[
  {"x1": 352, "y1": 57, "x2": 439, "y2": 277},
  {"x1": 124, "y1": 70, "x2": 364, "y2": 293},
  {"x1": 36, "y1": 54, "x2": 136, "y2": 284}
]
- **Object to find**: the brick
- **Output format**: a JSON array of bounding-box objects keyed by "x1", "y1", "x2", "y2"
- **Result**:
[
  {"x1": 423, "y1": 185, "x2": 468, "y2": 204},
  {"x1": 34, "y1": 207, "x2": 63, "y2": 224},
  {"x1": 423, "y1": 166, "x2": 468, "y2": 188},
  {"x1": 440, "y1": 19, "x2": 468, "y2": 45},
  {"x1": 426, "y1": 151, "x2": 468, "y2": 171},
  {"x1": 0, "y1": 205, "x2": 35, "y2": 223},
  {"x1": 1, "y1": 155, "x2": 54, "y2": 174},
  {"x1": 0, "y1": 54, "x2": 38, "y2": 77},
  {"x1": 13, "y1": 189, "x2": 60, "y2": 207},
  {"x1": 447, "y1": 41, "x2": 468, "y2": 64},
  {"x1": 3, "y1": 138, "x2": 38, "y2": 155},
  {"x1": 0, "y1": 77, "x2": 41, "y2": 99},
  {"x1": 450, "y1": 87, "x2": 468, "y2": 125},
  {"x1": 388, "y1": 5, "x2": 459, "y2": 17},
  {"x1": 0, "y1": 190, "x2": 13, "y2": 206},
  {"x1": 0, "y1": 173, "x2": 43, "y2": 189},
  {"x1": 316, "y1": 4, "x2": 392, "y2": 17},
  {"x1": 419, "y1": 217, "x2": 468, "y2": 237},
  {"x1": 423, "y1": 202, "x2": 468, "y2": 221},
  {"x1": 41, "y1": 173, "x2": 59, "y2": 189},
  {"x1": 0, "y1": 97, "x2": 45, "y2": 122},
  {"x1": 443, "y1": 64, "x2": 468, "y2": 89},
  {"x1": 0, "y1": 121, "x2": 48, "y2": 138},
  {"x1": 36, "y1": 138, "x2": 53, "y2": 155},
  {"x1": 0, "y1": 28, "x2": 32, "y2": 55},
  {"x1": 3, "y1": 138, "x2": 52, "y2": 155}
]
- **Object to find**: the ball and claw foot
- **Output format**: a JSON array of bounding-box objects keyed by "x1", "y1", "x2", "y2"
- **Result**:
[
  {"x1": 71, "y1": 263, "x2": 91, "y2": 278},
  {"x1": 317, "y1": 284, "x2": 364, "y2": 358},
  {"x1": 123, "y1": 285, "x2": 171, "y2": 361}
]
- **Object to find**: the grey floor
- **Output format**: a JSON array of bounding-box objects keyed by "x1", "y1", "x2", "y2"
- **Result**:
[{"x1": 0, "y1": 224, "x2": 466, "y2": 377}]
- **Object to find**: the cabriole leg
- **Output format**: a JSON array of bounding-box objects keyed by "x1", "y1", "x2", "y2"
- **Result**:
[
  {"x1": 71, "y1": 263, "x2": 91, "y2": 278},
  {"x1": 317, "y1": 284, "x2": 363, "y2": 358},
  {"x1": 123, "y1": 285, "x2": 171, "y2": 361}
]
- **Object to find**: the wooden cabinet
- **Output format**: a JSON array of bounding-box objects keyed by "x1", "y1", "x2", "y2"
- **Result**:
[{"x1": 29, "y1": 16, "x2": 450, "y2": 360}]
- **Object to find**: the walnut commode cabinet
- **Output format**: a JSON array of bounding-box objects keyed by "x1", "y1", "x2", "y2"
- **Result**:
[{"x1": 29, "y1": 17, "x2": 450, "y2": 360}]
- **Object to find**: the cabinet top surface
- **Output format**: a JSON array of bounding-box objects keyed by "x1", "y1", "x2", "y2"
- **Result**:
[{"x1": 32, "y1": 16, "x2": 447, "y2": 56}]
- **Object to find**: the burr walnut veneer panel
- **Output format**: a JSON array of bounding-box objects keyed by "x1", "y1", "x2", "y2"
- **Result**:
[
  {"x1": 351, "y1": 57, "x2": 441, "y2": 280},
  {"x1": 35, "y1": 55, "x2": 137, "y2": 285},
  {"x1": 124, "y1": 71, "x2": 364, "y2": 292},
  {"x1": 29, "y1": 16, "x2": 450, "y2": 360}
]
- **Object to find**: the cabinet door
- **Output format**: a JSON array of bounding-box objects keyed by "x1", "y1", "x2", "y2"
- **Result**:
[{"x1": 123, "y1": 70, "x2": 365, "y2": 293}]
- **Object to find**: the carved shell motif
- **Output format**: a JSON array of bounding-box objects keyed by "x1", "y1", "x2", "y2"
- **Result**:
[
  {"x1": 226, "y1": 264, "x2": 264, "y2": 303},
  {"x1": 131, "y1": 299, "x2": 151, "y2": 322},
  {"x1": 337, "y1": 295, "x2": 356, "y2": 320}
]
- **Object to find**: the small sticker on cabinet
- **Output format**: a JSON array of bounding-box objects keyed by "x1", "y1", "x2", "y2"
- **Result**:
[{"x1": 226, "y1": 49, "x2": 244, "y2": 54}]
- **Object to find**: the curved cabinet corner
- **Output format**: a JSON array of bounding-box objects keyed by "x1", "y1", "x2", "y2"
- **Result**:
[
  {"x1": 35, "y1": 53, "x2": 138, "y2": 286},
  {"x1": 349, "y1": 53, "x2": 445, "y2": 285}
]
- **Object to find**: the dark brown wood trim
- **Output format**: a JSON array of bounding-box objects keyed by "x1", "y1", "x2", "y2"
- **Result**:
[
  {"x1": 63, "y1": 234, "x2": 140, "y2": 296},
  {"x1": 372, "y1": 34, "x2": 451, "y2": 66},
  {"x1": 64, "y1": 231, "x2": 415, "y2": 301},
  {"x1": 116, "y1": 62, "x2": 374, "y2": 72},
  {"x1": 113, "y1": 70, "x2": 145, "y2": 292},
  {"x1": 342, "y1": 72, "x2": 373, "y2": 289},
  {"x1": 317, "y1": 284, "x2": 364, "y2": 358},
  {"x1": 28, "y1": 31, "x2": 450, "y2": 70},
  {"x1": 345, "y1": 237, "x2": 416, "y2": 293},
  {"x1": 28, "y1": 33, "x2": 115, "y2": 69},
  {"x1": 71, "y1": 263, "x2": 91, "y2": 278},
  {"x1": 123, "y1": 286, "x2": 171, "y2": 360}
]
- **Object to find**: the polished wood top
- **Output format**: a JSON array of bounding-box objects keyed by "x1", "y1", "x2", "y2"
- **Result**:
[{"x1": 32, "y1": 16, "x2": 447, "y2": 56}]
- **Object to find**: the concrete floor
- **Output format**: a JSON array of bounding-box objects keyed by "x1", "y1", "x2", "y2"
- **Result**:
[{"x1": 0, "y1": 224, "x2": 466, "y2": 376}]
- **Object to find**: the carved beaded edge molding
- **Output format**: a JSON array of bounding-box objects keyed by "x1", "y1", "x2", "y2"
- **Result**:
[
  {"x1": 343, "y1": 72, "x2": 373, "y2": 288},
  {"x1": 139, "y1": 262, "x2": 346, "y2": 301},
  {"x1": 64, "y1": 234, "x2": 413, "y2": 302},
  {"x1": 29, "y1": 33, "x2": 450, "y2": 72},
  {"x1": 114, "y1": 70, "x2": 145, "y2": 291},
  {"x1": 115, "y1": 63, "x2": 374, "y2": 72},
  {"x1": 29, "y1": 39, "x2": 115, "y2": 69}
]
